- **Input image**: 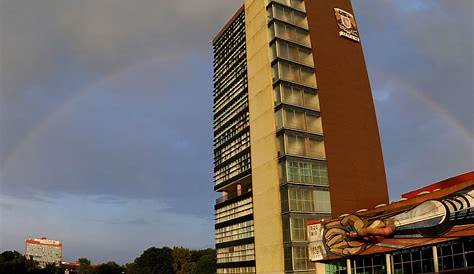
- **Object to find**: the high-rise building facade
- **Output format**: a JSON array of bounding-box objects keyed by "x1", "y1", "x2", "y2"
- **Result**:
[{"x1": 212, "y1": 1, "x2": 389, "y2": 273}]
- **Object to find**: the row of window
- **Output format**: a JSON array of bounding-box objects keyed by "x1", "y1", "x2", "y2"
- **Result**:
[
  {"x1": 284, "y1": 245, "x2": 312, "y2": 271},
  {"x1": 214, "y1": 96, "x2": 248, "y2": 131},
  {"x1": 214, "y1": 78, "x2": 247, "y2": 116},
  {"x1": 216, "y1": 220, "x2": 254, "y2": 244},
  {"x1": 326, "y1": 239, "x2": 474, "y2": 274},
  {"x1": 281, "y1": 187, "x2": 331, "y2": 213},
  {"x1": 271, "y1": 39, "x2": 313, "y2": 67},
  {"x1": 214, "y1": 122, "x2": 249, "y2": 150},
  {"x1": 266, "y1": 0, "x2": 306, "y2": 15},
  {"x1": 278, "y1": 133, "x2": 326, "y2": 159},
  {"x1": 217, "y1": 267, "x2": 255, "y2": 274},
  {"x1": 267, "y1": 3, "x2": 308, "y2": 29},
  {"x1": 274, "y1": 83, "x2": 319, "y2": 110},
  {"x1": 275, "y1": 108, "x2": 322, "y2": 134},
  {"x1": 214, "y1": 152, "x2": 251, "y2": 186},
  {"x1": 215, "y1": 131, "x2": 250, "y2": 166},
  {"x1": 215, "y1": 197, "x2": 253, "y2": 224},
  {"x1": 272, "y1": 61, "x2": 316, "y2": 88},
  {"x1": 217, "y1": 244, "x2": 255, "y2": 263},
  {"x1": 436, "y1": 240, "x2": 474, "y2": 272},
  {"x1": 281, "y1": 158, "x2": 328, "y2": 186}
]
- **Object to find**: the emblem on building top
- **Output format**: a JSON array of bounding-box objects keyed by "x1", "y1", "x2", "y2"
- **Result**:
[{"x1": 334, "y1": 8, "x2": 360, "y2": 42}]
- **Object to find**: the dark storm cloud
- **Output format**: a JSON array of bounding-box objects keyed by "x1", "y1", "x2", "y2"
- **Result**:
[
  {"x1": 0, "y1": 0, "x2": 242, "y2": 216},
  {"x1": 352, "y1": 0, "x2": 473, "y2": 194}
]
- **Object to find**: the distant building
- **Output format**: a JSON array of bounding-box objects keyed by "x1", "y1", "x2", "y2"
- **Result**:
[{"x1": 25, "y1": 237, "x2": 63, "y2": 267}]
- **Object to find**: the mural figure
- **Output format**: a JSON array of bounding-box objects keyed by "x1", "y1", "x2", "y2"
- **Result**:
[{"x1": 318, "y1": 188, "x2": 474, "y2": 257}]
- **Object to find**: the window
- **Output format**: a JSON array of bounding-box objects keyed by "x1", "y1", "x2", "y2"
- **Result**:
[
  {"x1": 270, "y1": 40, "x2": 313, "y2": 66},
  {"x1": 217, "y1": 244, "x2": 255, "y2": 263},
  {"x1": 272, "y1": 62, "x2": 316, "y2": 88},
  {"x1": 392, "y1": 246, "x2": 434, "y2": 274},
  {"x1": 286, "y1": 133, "x2": 305, "y2": 155},
  {"x1": 215, "y1": 197, "x2": 253, "y2": 224},
  {"x1": 437, "y1": 240, "x2": 471, "y2": 272},
  {"x1": 314, "y1": 190, "x2": 331, "y2": 213},
  {"x1": 307, "y1": 136, "x2": 325, "y2": 158},
  {"x1": 215, "y1": 220, "x2": 254, "y2": 244},
  {"x1": 279, "y1": 133, "x2": 326, "y2": 159},
  {"x1": 275, "y1": 107, "x2": 322, "y2": 134},
  {"x1": 286, "y1": 188, "x2": 331, "y2": 213},
  {"x1": 269, "y1": 21, "x2": 310, "y2": 47},
  {"x1": 267, "y1": 0, "x2": 306, "y2": 13},
  {"x1": 290, "y1": 217, "x2": 306, "y2": 241},
  {"x1": 283, "y1": 158, "x2": 328, "y2": 186},
  {"x1": 217, "y1": 267, "x2": 255, "y2": 274},
  {"x1": 274, "y1": 83, "x2": 319, "y2": 110},
  {"x1": 306, "y1": 112, "x2": 322, "y2": 133},
  {"x1": 352, "y1": 255, "x2": 386, "y2": 274},
  {"x1": 267, "y1": 4, "x2": 308, "y2": 29},
  {"x1": 293, "y1": 246, "x2": 311, "y2": 271}
]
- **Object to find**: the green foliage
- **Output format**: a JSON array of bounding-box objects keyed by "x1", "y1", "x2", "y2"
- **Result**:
[
  {"x1": 132, "y1": 247, "x2": 174, "y2": 274},
  {"x1": 0, "y1": 251, "x2": 64, "y2": 274},
  {"x1": 0, "y1": 246, "x2": 216, "y2": 274},
  {"x1": 172, "y1": 247, "x2": 191, "y2": 274},
  {"x1": 94, "y1": 262, "x2": 124, "y2": 274}
]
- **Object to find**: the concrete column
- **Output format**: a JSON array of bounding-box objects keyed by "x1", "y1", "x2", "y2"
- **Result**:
[
  {"x1": 385, "y1": 254, "x2": 392, "y2": 274},
  {"x1": 433, "y1": 246, "x2": 439, "y2": 273},
  {"x1": 315, "y1": 262, "x2": 326, "y2": 274},
  {"x1": 346, "y1": 259, "x2": 352, "y2": 274}
]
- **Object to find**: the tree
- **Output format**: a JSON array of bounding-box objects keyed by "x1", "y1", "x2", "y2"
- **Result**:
[
  {"x1": 133, "y1": 247, "x2": 174, "y2": 274},
  {"x1": 171, "y1": 247, "x2": 191, "y2": 274},
  {"x1": 77, "y1": 258, "x2": 94, "y2": 274},
  {"x1": 95, "y1": 262, "x2": 124, "y2": 274},
  {"x1": 189, "y1": 252, "x2": 215, "y2": 274}
]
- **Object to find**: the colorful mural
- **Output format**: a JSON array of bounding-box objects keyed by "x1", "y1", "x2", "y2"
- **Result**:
[{"x1": 308, "y1": 186, "x2": 474, "y2": 261}]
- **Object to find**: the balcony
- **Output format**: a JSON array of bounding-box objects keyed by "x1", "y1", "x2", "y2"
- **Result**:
[{"x1": 216, "y1": 189, "x2": 252, "y2": 205}]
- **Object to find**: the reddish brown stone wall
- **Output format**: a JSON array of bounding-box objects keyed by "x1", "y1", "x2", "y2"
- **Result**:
[{"x1": 304, "y1": 0, "x2": 389, "y2": 217}]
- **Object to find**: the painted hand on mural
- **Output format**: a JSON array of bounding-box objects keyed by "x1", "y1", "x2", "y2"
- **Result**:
[{"x1": 323, "y1": 215, "x2": 395, "y2": 256}]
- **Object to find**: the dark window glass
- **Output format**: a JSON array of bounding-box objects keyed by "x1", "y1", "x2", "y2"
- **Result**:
[
  {"x1": 402, "y1": 262, "x2": 412, "y2": 274},
  {"x1": 453, "y1": 254, "x2": 465, "y2": 269},
  {"x1": 412, "y1": 250, "x2": 421, "y2": 261},
  {"x1": 393, "y1": 263, "x2": 403, "y2": 274},
  {"x1": 374, "y1": 265, "x2": 385, "y2": 274},
  {"x1": 464, "y1": 239, "x2": 474, "y2": 252},
  {"x1": 421, "y1": 247, "x2": 433, "y2": 260},
  {"x1": 441, "y1": 256, "x2": 453, "y2": 271},
  {"x1": 453, "y1": 241, "x2": 463, "y2": 254},
  {"x1": 422, "y1": 259, "x2": 434, "y2": 273},
  {"x1": 466, "y1": 252, "x2": 474, "y2": 267},
  {"x1": 412, "y1": 261, "x2": 422, "y2": 273},
  {"x1": 364, "y1": 257, "x2": 372, "y2": 268},
  {"x1": 393, "y1": 254, "x2": 401, "y2": 264},
  {"x1": 441, "y1": 243, "x2": 452, "y2": 257},
  {"x1": 402, "y1": 251, "x2": 411, "y2": 262}
]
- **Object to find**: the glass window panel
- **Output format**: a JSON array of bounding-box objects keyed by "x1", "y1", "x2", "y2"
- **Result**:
[
  {"x1": 275, "y1": 109, "x2": 283, "y2": 130},
  {"x1": 304, "y1": 91, "x2": 319, "y2": 110},
  {"x1": 274, "y1": 85, "x2": 282, "y2": 105},
  {"x1": 307, "y1": 137, "x2": 325, "y2": 158},
  {"x1": 314, "y1": 190, "x2": 331, "y2": 213},
  {"x1": 285, "y1": 109, "x2": 305, "y2": 130},
  {"x1": 306, "y1": 113, "x2": 322, "y2": 133},
  {"x1": 286, "y1": 134, "x2": 305, "y2": 155},
  {"x1": 453, "y1": 255, "x2": 464, "y2": 269}
]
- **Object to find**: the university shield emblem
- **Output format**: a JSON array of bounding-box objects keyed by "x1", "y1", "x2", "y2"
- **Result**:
[{"x1": 341, "y1": 14, "x2": 352, "y2": 29}]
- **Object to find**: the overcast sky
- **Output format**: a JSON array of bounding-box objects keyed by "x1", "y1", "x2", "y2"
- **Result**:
[{"x1": 0, "y1": 0, "x2": 472, "y2": 264}]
